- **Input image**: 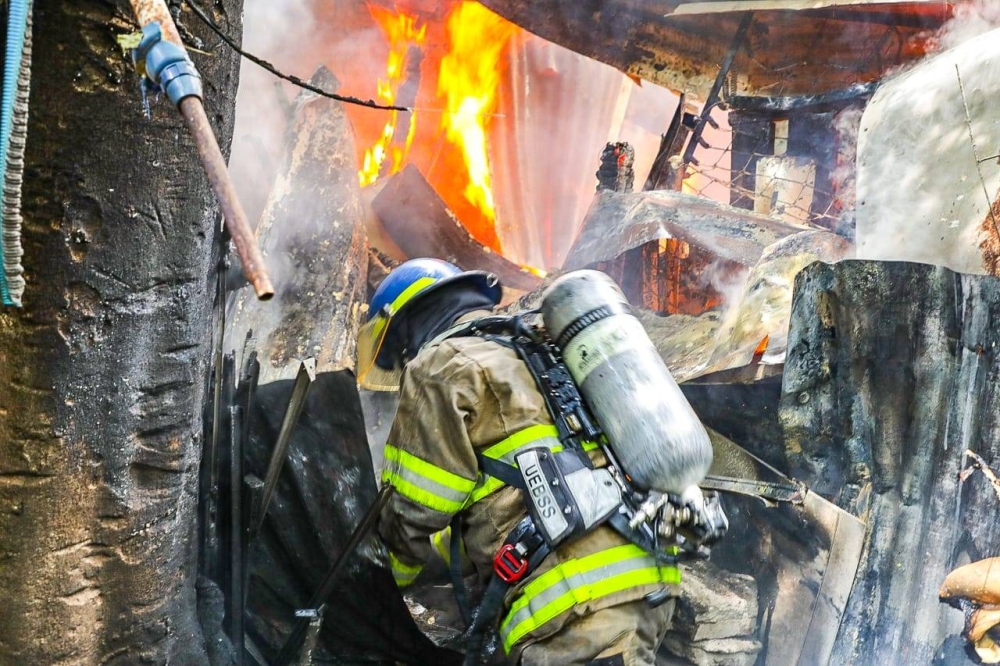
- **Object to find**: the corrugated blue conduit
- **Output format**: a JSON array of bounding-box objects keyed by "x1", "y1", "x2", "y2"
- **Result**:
[{"x1": 1, "y1": 0, "x2": 32, "y2": 307}]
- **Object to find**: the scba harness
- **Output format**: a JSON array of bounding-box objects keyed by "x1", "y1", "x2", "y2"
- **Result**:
[{"x1": 442, "y1": 314, "x2": 728, "y2": 663}]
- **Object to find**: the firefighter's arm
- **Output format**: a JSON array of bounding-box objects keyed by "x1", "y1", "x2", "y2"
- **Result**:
[{"x1": 378, "y1": 349, "x2": 484, "y2": 587}]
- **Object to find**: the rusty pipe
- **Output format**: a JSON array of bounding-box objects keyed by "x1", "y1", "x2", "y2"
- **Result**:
[{"x1": 130, "y1": 0, "x2": 274, "y2": 300}]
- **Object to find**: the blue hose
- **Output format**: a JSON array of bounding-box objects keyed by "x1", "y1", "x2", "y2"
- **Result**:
[{"x1": 0, "y1": 0, "x2": 30, "y2": 307}]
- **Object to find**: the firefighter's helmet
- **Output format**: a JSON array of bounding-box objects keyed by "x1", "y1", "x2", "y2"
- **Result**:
[{"x1": 357, "y1": 258, "x2": 501, "y2": 390}]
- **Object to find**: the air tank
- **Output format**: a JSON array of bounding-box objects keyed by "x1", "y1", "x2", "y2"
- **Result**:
[{"x1": 540, "y1": 270, "x2": 712, "y2": 494}]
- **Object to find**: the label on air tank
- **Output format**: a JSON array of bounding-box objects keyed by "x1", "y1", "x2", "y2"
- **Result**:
[{"x1": 562, "y1": 314, "x2": 649, "y2": 383}]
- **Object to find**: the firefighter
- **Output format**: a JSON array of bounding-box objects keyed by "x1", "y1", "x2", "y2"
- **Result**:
[{"x1": 357, "y1": 258, "x2": 679, "y2": 666}]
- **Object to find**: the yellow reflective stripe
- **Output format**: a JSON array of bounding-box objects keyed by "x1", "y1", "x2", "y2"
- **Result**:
[
  {"x1": 468, "y1": 476, "x2": 506, "y2": 504},
  {"x1": 385, "y1": 445, "x2": 476, "y2": 494},
  {"x1": 466, "y1": 427, "x2": 600, "y2": 505},
  {"x1": 389, "y1": 551, "x2": 422, "y2": 587},
  {"x1": 431, "y1": 528, "x2": 451, "y2": 564},
  {"x1": 389, "y1": 276, "x2": 438, "y2": 315},
  {"x1": 482, "y1": 424, "x2": 559, "y2": 459},
  {"x1": 499, "y1": 544, "x2": 680, "y2": 652},
  {"x1": 383, "y1": 445, "x2": 475, "y2": 514}
]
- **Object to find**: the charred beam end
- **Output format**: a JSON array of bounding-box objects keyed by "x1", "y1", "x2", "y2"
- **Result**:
[
  {"x1": 596, "y1": 142, "x2": 635, "y2": 193},
  {"x1": 371, "y1": 165, "x2": 542, "y2": 292},
  {"x1": 251, "y1": 359, "x2": 316, "y2": 538}
]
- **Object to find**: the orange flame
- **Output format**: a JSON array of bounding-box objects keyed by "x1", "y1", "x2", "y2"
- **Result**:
[
  {"x1": 359, "y1": 5, "x2": 426, "y2": 187},
  {"x1": 438, "y1": 2, "x2": 515, "y2": 229}
]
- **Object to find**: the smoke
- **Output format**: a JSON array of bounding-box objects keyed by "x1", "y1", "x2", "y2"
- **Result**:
[
  {"x1": 930, "y1": 0, "x2": 1000, "y2": 52},
  {"x1": 853, "y1": 2, "x2": 1000, "y2": 275},
  {"x1": 699, "y1": 257, "x2": 750, "y2": 313},
  {"x1": 828, "y1": 105, "x2": 864, "y2": 239}
]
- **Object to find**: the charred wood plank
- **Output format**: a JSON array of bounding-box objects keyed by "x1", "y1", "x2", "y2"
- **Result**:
[
  {"x1": 371, "y1": 164, "x2": 541, "y2": 292},
  {"x1": 227, "y1": 66, "x2": 368, "y2": 384}
]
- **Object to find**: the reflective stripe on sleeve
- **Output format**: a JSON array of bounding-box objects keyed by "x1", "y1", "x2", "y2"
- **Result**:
[
  {"x1": 388, "y1": 550, "x2": 422, "y2": 588},
  {"x1": 499, "y1": 544, "x2": 680, "y2": 653},
  {"x1": 466, "y1": 424, "x2": 600, "y2": 505},
  {"x1": 383, "y1": 444, "x2": 475, "y2": 513},
  {"x1": 431, "y1": 527, "x2": 451, "y2": 564}
]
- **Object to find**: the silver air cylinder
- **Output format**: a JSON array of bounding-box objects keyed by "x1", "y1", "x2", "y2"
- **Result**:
[{"x1": 540, "y1": 270, "x2": 712, "y2": 494}]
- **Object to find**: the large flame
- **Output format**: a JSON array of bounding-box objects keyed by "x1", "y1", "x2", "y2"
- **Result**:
[
  {"x1": 359, "y1": 5, "x2": 426, "y2": 187},
  {"x1": 438, "y1": 1, "x2": 515, "y2": 243}
]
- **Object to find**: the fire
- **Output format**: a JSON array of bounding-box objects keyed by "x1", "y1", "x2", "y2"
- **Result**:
[
  {"x1": 358, "y1": 5, "x2": 426, "y2": 187},
  {"x1": 437, "y1": 1, "x2": 516, "y2": 236}
]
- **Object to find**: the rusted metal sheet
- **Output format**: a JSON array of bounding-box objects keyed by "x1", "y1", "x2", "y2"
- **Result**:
[
  {"x1": 477, "y1": 0, "x2": 951, "y2": 99},
  {"x1": 370, "y1": 164, "x2": 542, "y2": 292},
  {"x1": 226, "y1": 67, "x2": 368, "y2": 384}
]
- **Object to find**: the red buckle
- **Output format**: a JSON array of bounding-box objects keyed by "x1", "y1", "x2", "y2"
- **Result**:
[{"x1": 494, "y1": 543, "x2": 529, "y2": 583}]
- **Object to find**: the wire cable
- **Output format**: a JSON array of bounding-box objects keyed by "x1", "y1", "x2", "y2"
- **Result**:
[{"x1": 182, "y1": 0, "x2": 410, "y2": 112}]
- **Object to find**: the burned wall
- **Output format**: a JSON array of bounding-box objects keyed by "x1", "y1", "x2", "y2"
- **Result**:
[{"x1": 780, "y1": 260, "x2": 1000, "y2": 664}]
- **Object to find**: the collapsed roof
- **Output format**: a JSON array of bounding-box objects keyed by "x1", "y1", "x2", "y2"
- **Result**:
[{"x1": 477, "y1": 0, "x2": 953, "y2": 98}]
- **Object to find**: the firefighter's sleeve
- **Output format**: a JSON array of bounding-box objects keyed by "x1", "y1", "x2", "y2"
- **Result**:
[{"x1": 377, "y1": 349, "x2": 486, "y2": 588}]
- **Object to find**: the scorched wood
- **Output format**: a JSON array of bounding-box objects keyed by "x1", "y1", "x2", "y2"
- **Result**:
[
  {"x1": 371, "y1": 164, "x2": 541, "y2": 292},
  {"x1": 227, "y1": 67, "x2": 368, "y2": 384},
  {"x1": 477, "y1": 0, "x2": 950, "y2": 99},
  {"x1": 780, "y1": 260, "x2": 1000, "y2": 664}
]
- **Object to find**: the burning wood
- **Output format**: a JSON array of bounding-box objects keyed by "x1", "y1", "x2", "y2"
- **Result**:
[
  {"x1": 227, "y1": 67, "x2": 368, "y2": 384},
  {"x1": 370, "y1": 164, "x2": 542, "y2": 292}
]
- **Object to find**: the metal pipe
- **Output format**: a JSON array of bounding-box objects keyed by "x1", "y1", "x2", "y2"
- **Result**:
[{"x1": 129, "y1": 0, "x2": 274, "y2": 300}]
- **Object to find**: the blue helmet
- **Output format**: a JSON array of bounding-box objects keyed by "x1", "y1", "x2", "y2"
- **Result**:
[
  {"x1": 367, "y1": 258, "x2": 502, "y2": 323},
  {"x1": 357, "y1": 258, "x2": 502, "y2": 389}
]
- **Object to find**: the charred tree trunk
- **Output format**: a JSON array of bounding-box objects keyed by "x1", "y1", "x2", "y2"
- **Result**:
[{"x1": 0, "y1": 2, "x2": 242, "y2": 663}]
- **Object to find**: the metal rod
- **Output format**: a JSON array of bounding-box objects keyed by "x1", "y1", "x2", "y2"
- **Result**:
[
  {"x1": 228, "y1": 404, "x2": 246, "y2": 664},
  {"x1": 682, "y1": 12, "x2": 754, "y2": 166},
  {"x1": 203, "y1": 257, "x2": 227, "y2": 574},
  {"x1": 128, "y1": 0, "x2": 274, "y2": 300},
  {"x1": 251, "y1": 359, "x2": 316, "y2": 536},
  {"x1": 274, "y1": 485, "x2": 396, "y2": 666},
  {"x1": 295, "y1": 607, "x2": 326, "y2": 666}
]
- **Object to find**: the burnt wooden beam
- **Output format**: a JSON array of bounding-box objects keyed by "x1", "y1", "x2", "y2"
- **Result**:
[
  {"x1": 477, "y1": 0, "x2": 948, "y2": 99},
  {"x1": 371, "y1": 165, "x2": 542, "y2": 292},
  {"x1": 226, "y1": 66, "x2": 368, "y2": 384}
]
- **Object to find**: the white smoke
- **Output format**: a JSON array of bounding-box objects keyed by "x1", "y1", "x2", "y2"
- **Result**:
[{"x1": 931, "y1": 0, "x2": 1000, "y2": 52}]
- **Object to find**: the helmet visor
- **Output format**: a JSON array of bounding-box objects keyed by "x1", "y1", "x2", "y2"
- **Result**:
[{"x1": 356, "y1": 313, "x2": 403, "y2": 391}]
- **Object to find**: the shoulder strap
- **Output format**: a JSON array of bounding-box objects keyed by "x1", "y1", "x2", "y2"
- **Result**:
[{"x1": 475, "y1": 452, "x2": 525, "y2": 490}]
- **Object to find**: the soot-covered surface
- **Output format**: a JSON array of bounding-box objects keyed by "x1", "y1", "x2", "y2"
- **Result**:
[
  {"x1": 242, "y1": 371, "x2": 458, "y2": 664},
  {"x1": 781, "y1": 260, "x2": 1000, "y2": 664}
]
